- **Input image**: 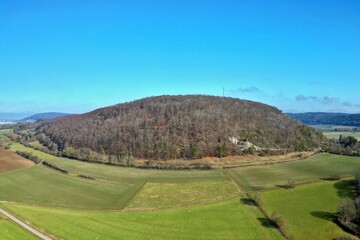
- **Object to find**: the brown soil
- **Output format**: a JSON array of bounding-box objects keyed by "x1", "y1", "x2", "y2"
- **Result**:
[{"x1": 0, "y1": 148, "x2": 34, "y2": 173}]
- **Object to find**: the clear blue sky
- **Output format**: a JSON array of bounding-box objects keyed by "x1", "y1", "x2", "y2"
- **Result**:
[{"x1": 1, "y1": 0, "x2": 360, "y2": 117}]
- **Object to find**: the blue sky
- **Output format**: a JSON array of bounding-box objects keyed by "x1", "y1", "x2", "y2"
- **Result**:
[{"x1": 1, "y1": 0, "x2": 360, "y2": 117}]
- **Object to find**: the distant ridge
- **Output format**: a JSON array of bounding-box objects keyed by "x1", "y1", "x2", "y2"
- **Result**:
[
  {"x1": 286, "y1": 112, "x2": 360, "y2": 126},
  {"x1": 22, "y1": 112, "x2": 70, "y2": 121}
]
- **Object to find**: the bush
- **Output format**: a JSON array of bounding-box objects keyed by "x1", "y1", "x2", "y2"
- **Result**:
[
  {"x1": 42, "y1": 161, "x2": 69, "y2": 174},
  {"x1": 271, "y1": 211, "x2": 286, "y2": 229},
  {"x1": 253, "y1": 193, "x2": 264, "y2": 207},
  {"x1": 15, "y1": 151, "x2": 42, "y2": 164},
  {"x1": 329, "y1": 171, "x2": 341, "y2": 181},
  {"x1": 286, "y1": 179, "x2": 295, "y2": 189}
]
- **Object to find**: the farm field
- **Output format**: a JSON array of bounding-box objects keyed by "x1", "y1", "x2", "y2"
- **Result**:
[
  {"x1": 310, "y1": 125, "x2": 360, "y2": 140},
  {"x1": 125, "y1": 181, "x2": 239, "y2": 210},
  {"x1": 0, "y1": 212, "x2": 38, "y2": 240},
  {"x1": 2, "y1": 140, "x2": 359, "y2": 239},
  {"x1": 9, "y1": 142, "x2": 226, "y2": 183},
  {"x1": 262, "y1": 180, "x2": 354, "y2": 240},
  {"x1": 323, "y1": 131, "x2": 360, "y2": 140},
  {"x1": 228, "y1": 153, "x2": 360, "y2": 191},
  {"x1": 1, "y1": 198, "x2": 283, "y2": 240},
  {"x1": 0, "y1": 148, "x2": 34, "y2": 173},
  {"x1": 0, "y1": 165, "x2": 141, "y2": 210},
  {"x1": 2, "y1": 143, "x2": 240, "y2": 211}
]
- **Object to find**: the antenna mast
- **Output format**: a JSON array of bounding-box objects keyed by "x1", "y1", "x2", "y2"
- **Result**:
[{"x1": 223, "y1": 86, "x2": 225, "y2": 97}]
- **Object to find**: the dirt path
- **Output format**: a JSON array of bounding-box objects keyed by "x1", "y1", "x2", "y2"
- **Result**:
[{"x1": 0, "y1": 207, "x2": 53, "y2": 240}]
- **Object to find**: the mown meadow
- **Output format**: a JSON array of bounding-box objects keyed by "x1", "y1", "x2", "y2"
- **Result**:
[{"x1": 1, "y1": 135, "x2": 360, "y2": 239}]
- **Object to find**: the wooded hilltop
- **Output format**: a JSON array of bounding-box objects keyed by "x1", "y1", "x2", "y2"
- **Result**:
[{"x1": 30, "y1": 95, "x2": 323, "y2": 161}]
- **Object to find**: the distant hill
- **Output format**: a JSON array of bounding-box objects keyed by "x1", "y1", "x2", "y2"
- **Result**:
[
  {"x1": 23, "y1": 112, "x2": 70, "y2": 121},
  {"x1": 287, "y1": 112, "x2": 360, "y2": 127},
  {"x1": 36, "y1": 95, "x2": 323, "y2": 160}
]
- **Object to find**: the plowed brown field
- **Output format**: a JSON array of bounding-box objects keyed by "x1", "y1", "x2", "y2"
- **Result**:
[{"x1": 0, "y1": 148, "x2": 34, "y2": 173}]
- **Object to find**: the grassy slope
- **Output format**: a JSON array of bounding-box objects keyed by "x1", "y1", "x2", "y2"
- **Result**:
[
  {"x1": 0, "y1": 212, "x2": 38, "y2": 240},
  {"x1": 9, "y1": 143, "x2": 225, "y2": 184},
  {"x1": 2, "y1": 199, "x2": 283, "y2": 240},
  {"x1": 0, "y1": 129, "x2": 11, "y2": 140},
  {"x1": 0, "y1": 165, "x2": 139, "y2": 210},
  {"x1": 228, "y1": 153, "x2": 360, "y2": 191},
  {"x1": 125, "y1": 181, "x2": 239, "y2": 210},
  {"x1": 2, "y1": 143, "x2": 236, "y2": 211},
  {"x1": 262, "y1": 181, "x2": 354, "y2": 240}
]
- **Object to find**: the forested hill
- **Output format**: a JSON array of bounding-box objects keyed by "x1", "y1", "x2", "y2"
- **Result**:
[
  {"x1": 36, "y1": 95, "x2": 323, "y2": 160},
  {"x1": 22, "y1": 112, "x2": 70, "y2": 121},
  {"x1": 287, "y1": 112, "x2": 360, "y2": 126}
]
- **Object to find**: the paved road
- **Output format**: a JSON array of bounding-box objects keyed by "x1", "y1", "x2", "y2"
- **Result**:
[{"x1": 0, "y1": 207, "x2": 53, "y2": 240}]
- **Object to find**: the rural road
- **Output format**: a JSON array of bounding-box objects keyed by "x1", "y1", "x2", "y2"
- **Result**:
[{"x1": 0, "y1": 207, "x2": 53, "y2": 240}]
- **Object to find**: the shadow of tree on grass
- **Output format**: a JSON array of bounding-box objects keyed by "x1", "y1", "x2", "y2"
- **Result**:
[
  {"x1": 311, "y1": 211, "x2": 335, "y2": 222},
  {"x1": 257, "y1": 217, "x2": 276, "y2": 228},
  {"x1": 240, "y1": 197, "x2": 254, "y2": 206},
  {"x1": 334, "y1": 180, "x2": 357, "y2": 199}
]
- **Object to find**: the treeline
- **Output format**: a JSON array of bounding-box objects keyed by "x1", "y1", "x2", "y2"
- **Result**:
[
  {"x1": 323, "y1": 135, "x2": 360, "y2": 156},
  {"x1": 15, "y1": 150, "x2": 69, "y2": 174},
  {"x1": 287, "y1": 112, "x2": 360, "y2": 126},
  {"x1": 42, "y1": 161, "x2": 69, "y2": 174},
  {"x1": 30, "y1": 95, "x2": 323, "y2": 161},
  {"x1": 16, "y1": 151, "x2": 42, "y2": 164},
  {"x1": 337, "y1": 173, "x2": 360, "y2": 236}
]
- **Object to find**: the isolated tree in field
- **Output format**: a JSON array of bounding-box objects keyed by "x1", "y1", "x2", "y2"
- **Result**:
[
  {"x1": 330, "y1": 171, "x2": 341, "y2": 181},
  {"x1": 286, "y1": 179, "x2": 295, "y2": 189},
  {"x1": 253, "y1": 193, "x2": 264, "y2": 207},
  {"x1": 271, "y1": 211, "x2": 286, "y2": 229}
]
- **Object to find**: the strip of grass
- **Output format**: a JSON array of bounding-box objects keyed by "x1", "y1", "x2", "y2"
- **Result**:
[
  {"x1": 0, "y1": 212, "x2": 38, "y2": 240},
  {"x1": 262, "y1": 181, "x2": 354, "y2": 240},
  {"x1": 0, "y1": 165, "x2": 140, "y2": 210},
  {"x1": 228, "y1": 153, "x2": 360, "y2": 191},
  {"x1": 10, "y1": 143, "x2": 226, "y2": 184},
  {"x1": 125, "y1": 180, "x2": 239, "y2": 210},
  {"x1": 0, "y1": 129, "x2": 12, "y2": 140},
  {"x1": 2, "y1": 198, "x2": 283, "y2": 240}
]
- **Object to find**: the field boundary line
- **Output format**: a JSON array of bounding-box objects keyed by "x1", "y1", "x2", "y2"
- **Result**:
[
  {"x1": 222, "y1": 168, "x2": 288, "y2": 240},
  {"x1": 0, "y1": 207, "x2": 55, "y2": 240}
]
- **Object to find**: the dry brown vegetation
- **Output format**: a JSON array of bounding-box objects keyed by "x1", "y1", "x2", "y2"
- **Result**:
[
  {"x1": 32, "y1": 95, "x2": 323, "y2": 163},
  {"x1": 0, "y1": 148, "x2": 34, "y2": 173}
]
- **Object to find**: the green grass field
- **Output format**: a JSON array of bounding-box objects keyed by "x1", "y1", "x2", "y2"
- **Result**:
[
  {"x1": 3, "y1": 141, "x2": 359, "y2": 239},
  {"x1": 262, "y1": 180, "x2": 354, "y2": 240},
  {"x1": 0, "y1": 129, "x2": 12, "y2": 140},
  {"x1": 10, "y1": 143, "x2": 225, "y2": 184},
  {"x1": 228, "y1": 153, "x2": 360, "y2": 191},
  {"x1": 0, "y1": 165, "x2": 141, "y2": 210},
  {"x1": 0, "y1": 212, "x2": 38, "y2": 240},
  {"x1": 125, "y1": 180, "x2": 239, "y2": 210},
  {"x1": 2, "y1": 198, "x2": 283, "y2": 240},
  {"x1": 2, "y1": 143, "x2": 239, "y2": 211}
]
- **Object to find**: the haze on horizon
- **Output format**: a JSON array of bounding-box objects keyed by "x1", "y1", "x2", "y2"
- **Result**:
[{"x1": 1, "y1": 0, "x2": 359, "y2": 116}]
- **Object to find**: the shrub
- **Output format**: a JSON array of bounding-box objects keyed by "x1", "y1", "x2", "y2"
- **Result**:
[
  {"x1": 271, "y1": 211, "x2": 286, "y2": 229},
  {"x1": 286, "y1": 179, "x2": 295, "y2": 189},
  {"x1": 329, "y1": 171, "x2": 341, "y2": 181}
]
